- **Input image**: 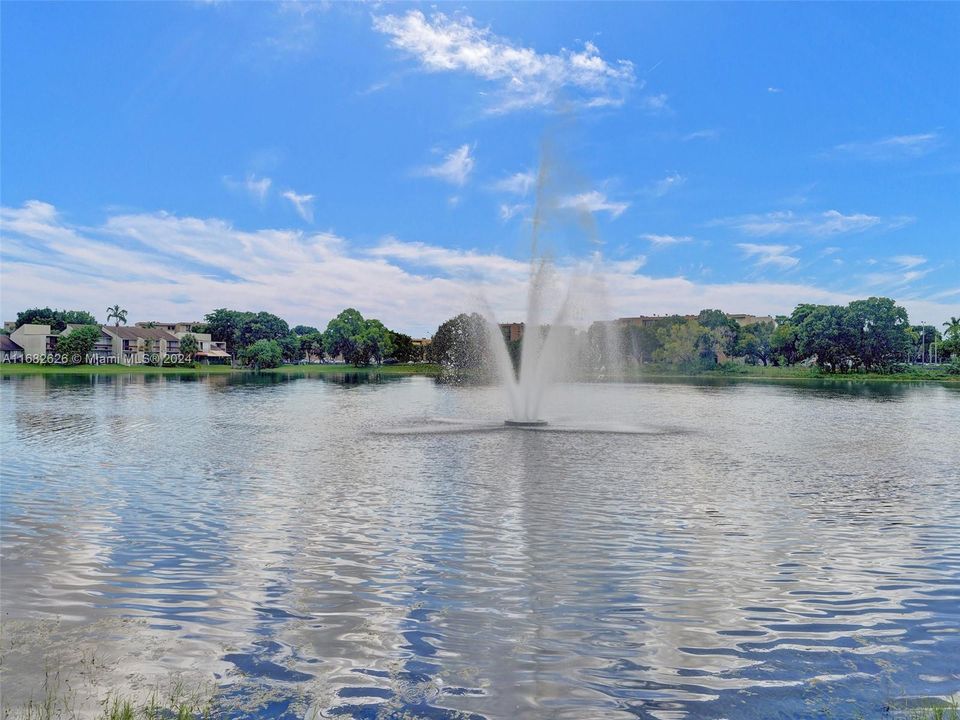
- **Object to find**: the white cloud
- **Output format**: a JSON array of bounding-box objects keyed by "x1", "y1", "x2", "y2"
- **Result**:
[
  {"x1": 833, "y1": 132, "x2": 941, "y2": 160},
  {"x1": 639, "y1": 93, "x2": 670, "y2": 113},
  {"x1": 642, "y1": 233, "x2": 692, "y2": 247},
  {"x1": 682, "y1": 129, "x2": 719, "y2": 141},
  {"x1": 2, "y1": 200, "x2": 956, "y2": 335},
  {"x1": 737, "y1": 243, "x2": 800, "y2": 269},
  {"x1": 650, "y1": 171, "x2": 686, "y2": 197},
  {"x1": 711, "y1": 209, "x2": 906, "y2": 237},
  {"x1": 558, "y1": 190, "x2": 629, "y2": 219},
  {"x1": 419, "y1": 144, "x2": 475, "y2": 186},
  {"x1": 372, "y1": 10, "x2": 636, "y2": 112},
  {"x1": 892, "y1": 255, "x2": 926, "y2": 269},
  {"x1": 492, "y1": 170, "x2": 536, "y2": 196},
  {"x1": 224, "y1": 173, "x2": 272, "y2": 204},
  {"x1": 282, "y1": 189, "x2": 314, "y2": 222},
  {"x1": 767, "y1": 86, "x2": 783, "y2": 94},
  {"x1": 499, "y1": 203, "x2": 528, "y2": 221}
]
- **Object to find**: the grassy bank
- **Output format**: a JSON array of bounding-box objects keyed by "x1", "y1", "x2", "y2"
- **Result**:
[
  {"x1": 0, "y1": 362, "x2": 441, "y2": 377},
  {"x1": 623, "y1": 364, "x2": 960, "y2": 383},
  {"x1": 264, "y1": 362, "x2": 440, "y2": 376}
]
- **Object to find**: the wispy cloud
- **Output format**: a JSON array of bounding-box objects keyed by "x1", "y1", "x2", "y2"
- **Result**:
[
  {"x1": 492, "y1": 170, "x2": 536, "y2": 196},
  {"x1": 559, "y1": 190, "x2": 629, "y2": 218},
  {"x1": 282, "y1": 189, "x2": 314, "y2": 222},
  {"x1": 649, "y1": 171, "x2": 686, "y2": 197},
  {"x1": 372, "y1": 10, "x2": 636, "y2": 112},
  {"x1": 639, "y1": 93, "x2": 670, "y2": 114},
  {"x1": 223, "y1": 173, "x2": 272, "y2": 204},
  {"x1": 833, "y1": 132, "x2": 942, "y2": 160},
  {"x1": 2, "y1": 199, "x2": 956, "y2": 334},
  {"x1": 737, "y1": 243, "x2": 800, "y2": 269},
  {"x1": 682, "y1": 129, "x2": 719, "y2": 141},
  {"x1": 892, "y1": 255, "x2": 926, "y2": 269},
  {"x1": 767, "y1": 86, "x2": 783, "y2": 94},
  {"x1": 711, "y1": 209, "x2": 910, "y2": 237},
  {"x1": 642, "y1": 233, "x2": 692, "y2": 247},
  {"x1": 499, "y1": 203, "x2": 529, "y2": 221},
  {"x1": 419, "y1": 144, "x2": 475, "y2": 186}
]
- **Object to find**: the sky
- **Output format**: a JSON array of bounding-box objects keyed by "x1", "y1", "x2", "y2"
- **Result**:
[{"x1": 1, "y1": 1, "x2": 958, "y2": 336}]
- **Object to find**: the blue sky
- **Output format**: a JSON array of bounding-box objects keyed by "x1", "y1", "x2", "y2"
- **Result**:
[{"x1": 1, "y1": 1, "x2": 958, "y2": 335}]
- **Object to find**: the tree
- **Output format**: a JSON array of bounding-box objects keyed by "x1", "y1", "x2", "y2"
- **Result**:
[
  {"x1": 15, "y1": 308, "x2": 97, "y2": 332},
  {"x1": 106, "y1": 305, "x2": 128, "y2": 327},
  {"x1": 846, "y1": 297, "x2": 911, "y2": 370},
  {"x1": 240, "y1": 339, "x2": 283, "y2": 369},
  {"x1": 239, "y1": 312, "x2": 289, "y2": 348},
  {"x1": 277, "y1": 333, "x2": 302, "y2": 363},
  {"x1": 299, "y1": 331, "x2": 325, "y2": 362},
  {"x1": 292, "y1": 325, "x2": 319, "y2": 336},
  {"x1": 428, "y1": 313, "x2": 490, "y2": 376},
  {"x1": 796, "y1": 305, "x2": 856, "y2": 371},
  {"x1": 697, "y1": 309, "x2": 739, "y2": 357},
  {"x1": 653, "y1": 319, "x2": 713, "y2": 369},
  {"x1": 323, "y1": 308, "x2": 366, "y2": 364},
  {"x1": 54, "y1": 325, "x2": 102, "y2": 365},
  {"x1": 389, "y1": 332, "x2": 416, "y2": 363},
  {"x1": 357, "y1": 319, "x2": 394, "y2": 365},
  {"x1": 736, "y1": 321, "x2": 775, "y2": 366},
  {"x1": 179, "y1": 333, "x2": 199, "y2": 358},
  {"x1": 943, "y1": 317, "x2": 960, "y2": 342},
  {"x1": 770, "y1": 321, "x2": 800, "y2": 366},
  {"x1": 204, "y1": 309, "x2": 254, "y2": 355}
]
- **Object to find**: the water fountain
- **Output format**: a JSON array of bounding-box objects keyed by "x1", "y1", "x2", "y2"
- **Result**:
[{"x1": 484, "y1": 156, "x2": 620, "y2": 427}]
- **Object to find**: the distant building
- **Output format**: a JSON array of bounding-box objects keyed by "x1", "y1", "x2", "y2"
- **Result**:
[
  {"x1": 410, "y1": 338, "x2": 432, "y2": 361},
  {"x1": 135, "y1": 321, "x2": 204, "y2": 334},
  {"x1": 8, "y1": 323, "x2": 57, "y2": 357},
  {"x1": 500, "y1": 322, "x2": 524, "y2": 342},
  {"x1": 726, "y1": 313, "x2": 775, "y2": 327},
  {"x1": 617, "y1": 315, "x2": 696, "y2": 328},
  {"x1": 101, "y1": 326, "x2": 181, "y2": 363},
  {"x1": 0, "y1": 336, "x2": 24, "y2": 363}
]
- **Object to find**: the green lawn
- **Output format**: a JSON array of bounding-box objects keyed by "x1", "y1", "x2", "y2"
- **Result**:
[
  {"x1": 0, "y1": 362, "x2": 441, "y2": 377},
  {"x1": 264, "y1": 362, "x2": 441, "y2": 376},
  {"x1": 623, "y1": 364, "x2": 960, "y2": 383}
]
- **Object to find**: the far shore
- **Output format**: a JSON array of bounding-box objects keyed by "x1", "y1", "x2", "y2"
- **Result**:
[{"x1": 2, "y1": 362, "x2": 957, "y2": 383}]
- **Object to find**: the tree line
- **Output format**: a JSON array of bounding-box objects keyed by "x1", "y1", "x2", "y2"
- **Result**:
[{"x1": 425, "y1": 299, "x2": 960, "y2": 376}]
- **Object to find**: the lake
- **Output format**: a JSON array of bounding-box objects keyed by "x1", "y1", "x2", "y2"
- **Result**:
[{"x1": 1, "y1": 373, "x2": 958, "y2": 719}]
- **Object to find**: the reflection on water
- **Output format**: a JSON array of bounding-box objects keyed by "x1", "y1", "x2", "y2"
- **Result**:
[{"x1": 1, "y1": 374, "x2": 959, "y2": 719}]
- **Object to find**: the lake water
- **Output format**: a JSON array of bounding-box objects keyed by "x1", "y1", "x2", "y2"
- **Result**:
[{"x1": 1, "y1": 373, "x2": 959, "y2": 719}]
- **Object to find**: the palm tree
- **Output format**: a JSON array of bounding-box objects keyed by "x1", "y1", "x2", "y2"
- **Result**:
[
  {"x1": 943, "y1": 316, "x2": 960, "y2": 341},
  {"x1": 106, "y1": 305, "x2": 128, "y2": 327}
]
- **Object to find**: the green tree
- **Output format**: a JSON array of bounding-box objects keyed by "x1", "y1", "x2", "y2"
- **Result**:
[
  {"x1": 942, "y1": 316, "x2": 960, "y2": 342},
  {"x1": 106, "y1": 305, "x2": 128, "y2": 327},
  {"x1": 240, "y1": 339, "x2": 283, "y2": 369},
  {"x1": 299, "y1": 331, "x2": 326, "y2": 362},
  {"x1": 292, "y1": 325, "x2": 319, "y2": 336},
  {"x1": 204, "y1": 309, "x2": 254, "y2": 355},
  {"x1": 55, "y1": 325, "x2": 102, "y2": 365},
  {"x1": 15, "y1": 307, "x2": 97, "y2": 332},
  {"x1": 277, "y1": 333, "x2": 302, "y2": 363},
  {"x1": 323, "y1": 308, "x2": 366, "y2": 364},
  {"x1": 846, "y1": 297, "x2": 912, "y2": 370},
  {"x1": 770, "y1": 321, "x2": 800, "y2": 365},
  {"x1": 179, "y1": 333, "x2": 199, "y2": 358},
  {"x1": 389, "y1": 332, "x2": 416, "y2": 363},
  {"x1": 697, "y1": 309, "x2": 739, "y2": 357},
  {"x1": 653, "y1": 319, "x2": 712, "y2": 369},
  {"x1": 357, "y1": 319, "x2": 395, "y2": 365},
  {"x1": 736, "y1": 321, "x2": 776, "y2": 365},
  {"x1": 239, "y1": 312, "x2": 290, "y2": 348},
  {"x1": 796, "y1": 305, "x2": 856, "y2": 371},
  {"x1": 428, "y1": 313, "x2": 490, "y2": 375}
]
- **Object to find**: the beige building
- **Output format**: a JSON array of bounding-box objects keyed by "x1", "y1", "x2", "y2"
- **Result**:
[{"x1": 410, "y1": 337, "x2": 432, "y2": 361}]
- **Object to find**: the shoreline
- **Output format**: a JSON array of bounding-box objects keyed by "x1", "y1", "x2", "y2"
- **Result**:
[{"x1": 1, "y1": 362, "x2": 956, "y2": 383}]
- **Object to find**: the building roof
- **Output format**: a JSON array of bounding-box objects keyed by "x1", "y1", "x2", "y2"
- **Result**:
[
  {"x1": 196, "y1": 349, "x2": 231, "y2": 358},
  {"x1": 0, "y1": 336, "x2": 24, "y2": 352},
  {"x1": 103, "y1": 326, "x2": 179, "y2": 341}
]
